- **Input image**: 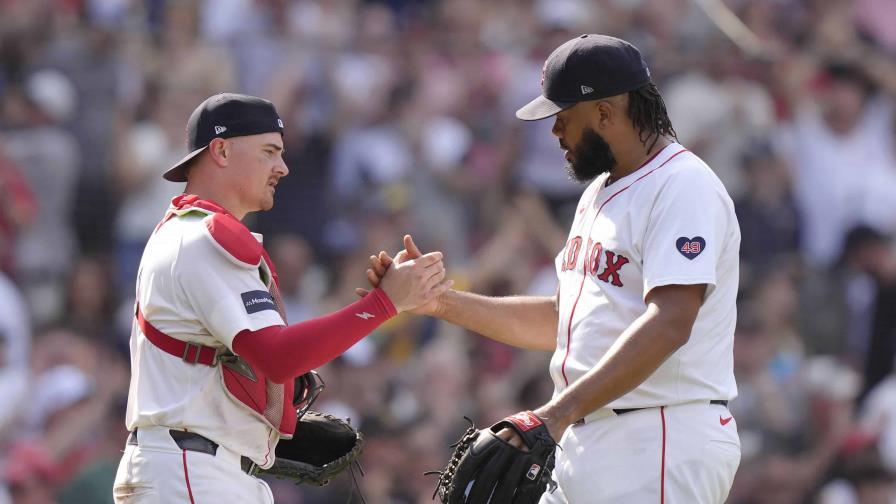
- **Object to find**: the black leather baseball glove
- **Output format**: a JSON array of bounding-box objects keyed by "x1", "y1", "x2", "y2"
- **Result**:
[
  {"x1": 260, "y1": 410, "x2": 364, "y2": 486},
  {"x1": 428, "y1": 411, "x2": 558, "y2": 503}
]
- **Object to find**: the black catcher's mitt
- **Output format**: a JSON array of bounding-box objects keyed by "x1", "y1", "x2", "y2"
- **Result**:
[
  {"x1": 260, "y1": 410, "x2": 364, "y2": 486},
  {"x1": 428, "y1": 411, "x2": 558, "y2": 503}
]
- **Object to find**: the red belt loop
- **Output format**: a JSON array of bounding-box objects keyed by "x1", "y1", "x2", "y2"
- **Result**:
[{"x1": 136, "y1": 305, "x2": 218, "y2": 366}]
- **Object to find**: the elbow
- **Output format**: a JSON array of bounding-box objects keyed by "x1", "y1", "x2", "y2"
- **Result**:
[
  {"x1": 655, "y1": 318, "x2": 694, "y2": 354},
  {"x1": 667, "y1": 328, "x2": 691, "y2": 350},
  {"x1": 647, "y1": 303, "x2": 697, "y2": 351},
  {"x1": 236, "y1": 354, "x2": 293, "y2": 384},
  {"x1": 248, "y1": 351, "x2": 303, "y2": 384},
  {"x1": 654, "y1": 322, "x2": 692, "y2": 351},
  {"x1": 265, "y1": 367, "x2": 294, "y2": 385},
  {"x1": 232, "y1": 327, "x2": 294, "y2": 384},
  {"x1": 538, "y1": 334, "x2": 558, "y2": 352},
  {"x1": 258, "y1": 362, "x2": 295, "y2": 385},
  {"x1": 645, "y1": 284, "x2": 704, "y2": 351}
]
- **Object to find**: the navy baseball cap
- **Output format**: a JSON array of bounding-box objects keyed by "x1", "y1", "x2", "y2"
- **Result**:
[
  {"x1": 163, "y1": 93, "x2": 284, "y2": 182},
  {"x1": 516, "y1": 34, "x2": 652, "y2": 121}
]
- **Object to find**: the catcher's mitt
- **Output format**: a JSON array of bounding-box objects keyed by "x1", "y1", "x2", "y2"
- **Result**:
[
  {"x1": 428, "y1": 411, "x2": 558, "y2": 504},
  {"x1": 260, "y1": 410, "x2": 364, "y2": 486}
]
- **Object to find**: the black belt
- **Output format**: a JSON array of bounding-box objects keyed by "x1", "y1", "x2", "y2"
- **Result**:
[
  {"x1": 575, "y1": 399, "x2": 728, "y2": 424},
  {"x1": 128, "y1": 428, "x2": 260, "y2": 476}
]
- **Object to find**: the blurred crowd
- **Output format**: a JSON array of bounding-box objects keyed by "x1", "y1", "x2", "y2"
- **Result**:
[{"x1": 0, "y1": 0, "x2": 895, "y2": 503}]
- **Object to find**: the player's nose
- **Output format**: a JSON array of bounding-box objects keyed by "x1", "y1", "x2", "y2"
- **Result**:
[
  {"x1": 551, "y1": 117, "x2": 562, "y2": 138},
  {"x1": 274, "y1": 156, "x2": 289, "y2": 177}
]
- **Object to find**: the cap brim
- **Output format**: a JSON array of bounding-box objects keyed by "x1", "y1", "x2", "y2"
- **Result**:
[
  {"x1": 162, "y1": 146, "x2": 207, "y2": 182},
  {"x1": 515, "y1": 95, "x2": 577, "y2": 121}
]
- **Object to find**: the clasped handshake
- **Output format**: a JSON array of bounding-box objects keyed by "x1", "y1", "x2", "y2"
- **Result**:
[{"x1": 355, "y1": 234, "x2": 448, "y2": 314}]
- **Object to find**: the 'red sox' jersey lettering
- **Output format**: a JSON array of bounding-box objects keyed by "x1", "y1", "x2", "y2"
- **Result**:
[{"x1": 560, "y1": 236, "x2": 630, "y2": 287}]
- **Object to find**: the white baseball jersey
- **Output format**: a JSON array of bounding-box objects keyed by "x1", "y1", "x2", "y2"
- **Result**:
[
  {"x1": 550, "y1": 142, "x2": 739, "y2": 409},
  {"x1": 125, "y1": 209, "x2": 285, "y2": 467}
]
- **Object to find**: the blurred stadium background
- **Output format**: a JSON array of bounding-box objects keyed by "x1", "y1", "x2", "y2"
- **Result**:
[{"x1": 0, "y1": 0, "x2": 895, "y2": 502}]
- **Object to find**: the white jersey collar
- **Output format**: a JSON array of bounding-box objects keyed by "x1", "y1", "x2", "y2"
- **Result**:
[
  {"x1": 608, "y1": 142, "x2": 684, "y2": 187},
  {"x1": 584, "y1": 142, "x2": 686, "y2": 208}
]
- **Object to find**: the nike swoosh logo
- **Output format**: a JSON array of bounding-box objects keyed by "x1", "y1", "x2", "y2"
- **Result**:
[
  {"x1": 355, "y1": 312, "x2": 375, "y2": 320},
  {"x1": 720, "y1": 416, "x2": 733, "y2": 426}
]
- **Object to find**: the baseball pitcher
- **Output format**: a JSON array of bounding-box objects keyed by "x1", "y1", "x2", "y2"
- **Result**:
[{"x1": 367, "y1": 35, "x2": 741, "y2": 504}]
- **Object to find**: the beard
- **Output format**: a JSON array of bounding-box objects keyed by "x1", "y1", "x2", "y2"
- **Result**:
[{"x1": 563, "y1": 127, "x2": 616, "y2": 183}]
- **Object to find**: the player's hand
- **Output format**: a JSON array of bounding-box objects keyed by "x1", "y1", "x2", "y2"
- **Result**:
[
  {"x1": 497, "y1": 427, "x2": 527, "y2": 451},
  {"x1": 497, "y1": 407, "x2": 565, "y2": 450},
  {"x1": 363, "y1": 250, "x2": 395, "y2": 290},
  {"x1": 356, "y1": 235, "x2": 449, "y2": 316},
  {"x1": 376, "y1": 243, "x2": 452, "y2": 313}
]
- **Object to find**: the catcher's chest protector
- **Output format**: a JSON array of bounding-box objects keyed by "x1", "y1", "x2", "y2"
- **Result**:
[
  {"x1": 143, "y1": 195, "x2": 298, "y2": 437},
  {"x1": 219, "y1": 306, "x2": 297, "y2": 439}
]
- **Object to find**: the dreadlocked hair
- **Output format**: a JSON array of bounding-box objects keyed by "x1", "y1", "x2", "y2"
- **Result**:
[{"x1": 627, "y1": 83, "x2": 677, "y2": 153}]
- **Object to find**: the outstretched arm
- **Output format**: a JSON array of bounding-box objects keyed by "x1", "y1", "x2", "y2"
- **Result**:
[
  {"x1": 431, "y1": 289, "x2": 558, "y2": 351},
  {"x1": 236, "y1": 250, "x2": 452, "y2": 383},
  {"x1": 233, "y1": 288, "x2": 397, "y2": 383},
  {"x1": 360, "y1": 235, "x2": 558, "y2": 351}
]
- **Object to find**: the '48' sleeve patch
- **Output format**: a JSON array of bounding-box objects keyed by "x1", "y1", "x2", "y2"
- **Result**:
[
  {"x1": 241, "y1": 290, "x2": 277, "y2": 314},
  {"x1": 676, "y1": 236, "x2": 705, "y2": 260}
]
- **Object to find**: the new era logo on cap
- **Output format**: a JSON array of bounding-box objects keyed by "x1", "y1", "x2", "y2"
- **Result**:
[
  {"x1": 277, "y1": 118, "x2": 284, "y2": 128},
  {"x1": 581, "y1": 85, "x2": 594, "y2": 95},
  {"x1": 214, "y1": 125, "x2": 227, "y2": 134}
]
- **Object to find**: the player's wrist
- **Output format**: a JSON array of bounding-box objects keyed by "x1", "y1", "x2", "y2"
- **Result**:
[
  {"x1": 431, "y1": 288, "x2": 462, "y2": 319},
  {"x1": 427, "y1": 288, "x2": 452, "y2": 318},
  {"x1": 370, "y1": 286, "x2": 399, "y2": 316},
  {"x1": 533, "y1": 402, "x2": 576, "y2": 440}
]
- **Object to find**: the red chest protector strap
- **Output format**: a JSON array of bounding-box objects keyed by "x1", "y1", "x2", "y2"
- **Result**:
[{"x1": 136, "y1": 304, "x2": 219, "y2": 366}]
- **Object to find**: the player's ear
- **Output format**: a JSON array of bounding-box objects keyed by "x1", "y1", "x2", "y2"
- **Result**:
[
  {"x1": 594, "y1": 94, "x2": 627, "y2": 131},
  {"x1": 593, "y1": 100, "x2": 613, "y2": 130},
  {"x1": 208, "y1": 138, "x2": 230, "y2": 166}
]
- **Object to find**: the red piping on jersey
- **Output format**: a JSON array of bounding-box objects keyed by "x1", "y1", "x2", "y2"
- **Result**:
[
  {"x1": 182, "y1": 450, "x2": 196, "y2": 504},
  {"x1": 262, "y1": 442, "x2": 272, "y2": 467},
  {"x1": 560, "y1": 147, "x2": 688, "y2": 386},
  {"x1": 660, "y1": 406, "x2": 667, "y2": 504}
]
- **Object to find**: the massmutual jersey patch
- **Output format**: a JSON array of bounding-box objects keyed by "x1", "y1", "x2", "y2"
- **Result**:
[{"x1": 241, "y1": 290, "x2": 277, "y2": 314}]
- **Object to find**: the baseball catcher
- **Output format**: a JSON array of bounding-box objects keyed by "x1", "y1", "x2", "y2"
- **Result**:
[
  {"x1": 113, "y1": 93, "x2": 451, "y2": 503},
  {"x1": 428, "y1": 411, "x2": 558, "y2": 504}
]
